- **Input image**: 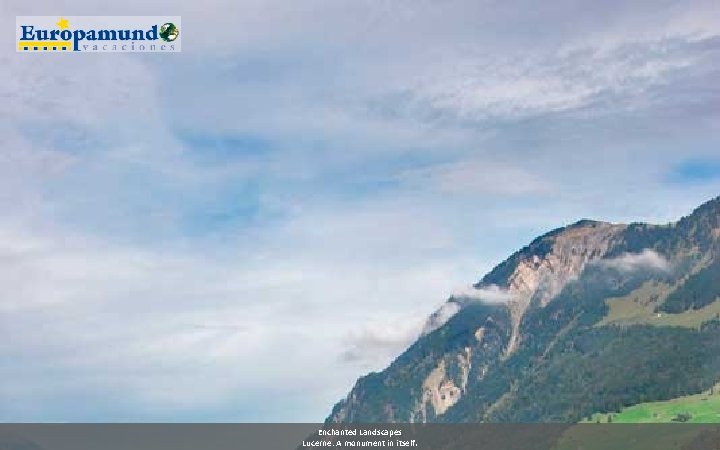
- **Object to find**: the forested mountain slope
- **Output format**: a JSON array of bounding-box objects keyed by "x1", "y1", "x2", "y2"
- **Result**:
[{"x1": 327, "y1": 196, "x2": 720, "y2": 423}]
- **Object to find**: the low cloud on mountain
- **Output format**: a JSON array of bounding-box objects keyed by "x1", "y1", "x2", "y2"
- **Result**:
[
  {"x1": 599, "y1": 249, "x2": 672, "y2": 272},
  {"x1": 340, "y1": 319, "x2": 424, "y2": 367},
  {"x1": 452, "y1": 284, "x2": 514, "y2": 304}
]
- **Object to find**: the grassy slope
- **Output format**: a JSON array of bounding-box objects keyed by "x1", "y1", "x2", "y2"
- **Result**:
[
  {"x1": 589, "y1": 270, "x2": 720, "y2": 423},
  {"x1": 581, "y1": 386, "x2": 720, "y2": 423},
  {"x1": 563, "y1": 388, "x2": 720, "y2": 450},
  {"x1": 599, "y1": 280, "x2": 720, "y2": 329}
]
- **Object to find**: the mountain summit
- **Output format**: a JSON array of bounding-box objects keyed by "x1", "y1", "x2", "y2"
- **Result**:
[{"x1": 327, "y1": 196, "x2": 720, "y2": 423}]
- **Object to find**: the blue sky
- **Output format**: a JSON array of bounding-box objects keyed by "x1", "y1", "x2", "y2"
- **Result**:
[{"x1": 1, "y1": 0, "x2": 720, "y2": 422}]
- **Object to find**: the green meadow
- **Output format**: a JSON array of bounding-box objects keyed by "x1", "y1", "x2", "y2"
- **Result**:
[{"x1": 582, "y1": 387, "x2": 720, "y2": 423}]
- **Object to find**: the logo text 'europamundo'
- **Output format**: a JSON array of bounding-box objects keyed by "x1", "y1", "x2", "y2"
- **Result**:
[{"x1": 16, "y1": 16, "x2": 181, "y2": 52}]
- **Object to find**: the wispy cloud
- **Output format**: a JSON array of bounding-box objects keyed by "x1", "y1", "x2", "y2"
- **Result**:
[
  {"x1": 599, "y1": 249, "x2": 672, "y2": 272},
  {"x1": 340, "y1": 319, "x2": 424, "y2": 366},
  {"x1": 395, "y1": 39, "x2": 700, "y2": 122},
  {"x1": 0, "y1": 215, "x2": 477, "y2": 420},
  {"x1": 398, "y1": 160, "x2": 555, "y2": 196},
  {"x1": 421, "y1": 300, "x2": 462, "y2": 335},
  {"x1": 421, "y1": 284, "x2": 514, "y2": 335},
  {"x1": 452, "y1": 284, "x2": 515, "y2": 304}
]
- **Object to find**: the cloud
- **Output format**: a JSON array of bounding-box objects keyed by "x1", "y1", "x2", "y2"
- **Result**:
[
  {"x1": 340, "y1": 319, "x2": 424, "y2": 366},
  {"x1": 420, "y1": 284, "x2": 514, "y2": 335},
  {"x1": 421, "y1": 300, "x2": 462, "y2": 335},
  {"x1": 391, "y1": 38, "x2": 701, "y2": 123},
  {"x1": 452, "y1": 284, "x2": 515, "y2": 304},
  {"x1": 397, "y1": 160, "x2": 556, "y2": 196},
  {"x1": 599, "y1": 249, "x2": 672, "y2": 272},
  {"x1": 2, "y1": 0, "x2": 720, "y2": 424},
  {"x1": 0, "y1": 214, "x2": 478, "y2": 421}
]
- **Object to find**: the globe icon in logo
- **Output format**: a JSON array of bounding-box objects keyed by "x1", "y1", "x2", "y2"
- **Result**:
[{"x1": 159, "y1": 23, "x2": 179, "y2": 42}]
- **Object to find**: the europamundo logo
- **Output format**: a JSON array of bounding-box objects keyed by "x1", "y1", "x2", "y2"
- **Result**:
[{"x1": 16, "y1": 16, "x2": 181, "y2": 52}]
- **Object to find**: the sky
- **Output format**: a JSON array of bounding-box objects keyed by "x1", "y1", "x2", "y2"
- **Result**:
[{"x1": 1, "y1": 0, "x2": 720, "y2": 422}]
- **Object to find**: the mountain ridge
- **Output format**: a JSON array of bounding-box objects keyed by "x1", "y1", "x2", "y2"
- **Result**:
[{"x1": 327, "y1": 195, "x2": 720, "y2": 423}]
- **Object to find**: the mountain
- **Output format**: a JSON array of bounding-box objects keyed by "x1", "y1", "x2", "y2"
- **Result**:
[{"x1": 327, "y1": 196, "x2": 720, "y2": 423}]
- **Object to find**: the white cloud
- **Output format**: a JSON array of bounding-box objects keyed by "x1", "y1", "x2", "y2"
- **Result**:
[
  {"x1": 420, "y1": 284, "x2": 514, "y2": 335},
  {"x1": 404, "y1": 42, "x2": 698, "y2": 122},
  {"x1": 599, "y1": 249, "x2": 672, "y2": 272},
  {"x1": 0, "y1": 210, "x2": 479, "y2": 420},
  {"x1": 421, "y1": 300, "x2": 462, "y2": 335},
  {"x1": 452, "y1": 284, "x2": 515, "y2": 304},
  {"x1": 340, "y1": 318, "x2": 425, "y2": 367}
]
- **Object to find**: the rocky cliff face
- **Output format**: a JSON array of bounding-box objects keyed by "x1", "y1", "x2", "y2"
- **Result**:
[
  {"x1": 327, "y1": 196, "x2": 720, "y2": 423},
  {"x1": 488, "y1": 221, "x2": 626, "y2": 355},
  {"x1": 422, "y1": 221, "x2": 626, "y2": 353}
]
